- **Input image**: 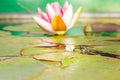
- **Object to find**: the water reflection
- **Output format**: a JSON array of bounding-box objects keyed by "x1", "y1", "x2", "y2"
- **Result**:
[{"x1": 36, "y1": 37, "x2": 75, "y2": 51}]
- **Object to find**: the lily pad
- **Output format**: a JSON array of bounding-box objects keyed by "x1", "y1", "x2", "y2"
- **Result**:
[
  {"x1": 0, "y1": 31, "x2": 11, "y2": 36},
  {"x1": 66, "y1": 25, "x2": 84, "y2": 36},
  {"x1": 93, "y1": 45, "x2": 120, "y2": 55},
  {"x1": 3, "y1": 23, "x2": 41, "y2": 31},
  {"x1": 33, "y1": 51, "x2": 76, "y2": 62},
  {"x1": 61, "y1": 55, "x2": 120, "y2": 80},
  {"x1": 0, "y1": 57, "x2": 45, "y2": 80},
  {"x1": 1, "y1": 54, "x2": 120, "y2": 80},
  {"x1": 30, "y1": 55, "x2": 120, "y2": 80},
  {"x1": 0, "y1": 36, "x2": 41, "y2": 56}
]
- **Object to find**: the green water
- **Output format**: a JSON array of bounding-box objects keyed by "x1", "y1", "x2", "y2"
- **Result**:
[{"x1": 1, "y1": 0, "x2": 120, "y2": 13}]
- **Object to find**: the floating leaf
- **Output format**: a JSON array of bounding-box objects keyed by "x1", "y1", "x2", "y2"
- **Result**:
[
  {"x1": 3, "y1": 23, "x2": 41, "y2": 31},
  {"x1": 0, "y1": 57, "x2": 45, "y2": 80},
  {"x1": 33, "y1": 52, "x2": 76, "y2": 62},
  {"x1": 30, "y1": 55, "x2": 120, "y2": 80},
  {"x1": 21, "y1": 47, "x2": 66, "y2": 56},
  {"x1": 93, "y1": 45, "x2": 120, "y2": 55},
  {"x1": 0, "y1": 36, "x2": 41, "y2": 56},
  {"x1": 0, "y1": 31, "x2": 11, "y2": 36},
  {"x1": 61, "y1": 55, "x2": 120, "y2": 80}
]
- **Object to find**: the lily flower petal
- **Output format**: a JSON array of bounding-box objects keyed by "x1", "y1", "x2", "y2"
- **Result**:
[
  {"x1": 33, "y1": 16, "x2": 54, "y2": 33},
  {"x1": 38, "y1": 8, "x2": 50, "y2": 22},
  {"x1": 68, "y1": 7, "x2": 82, "y2": 30},
  {"x1": 51, "y1": 15, "x2": 67, "y2": 35},
  {"x1": 46, "y1": 4, "x2": 56, "y2": 22},
  {"x1": 51, "y1": 2, "x2": 63, "y2": 16},
  {"x1": 63, "y1": 1, "x2": 69, "y2": 12},
  {"x1": 62, "y1": 4, "x2": 73, "y2": 28}
]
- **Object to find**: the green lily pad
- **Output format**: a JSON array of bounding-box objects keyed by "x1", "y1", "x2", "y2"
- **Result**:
[
  {"x1": 93, "y1": 45, "x2": 120, "y2": 55},
  {"x1": 61, "y1": 55, "x2": 120, "y2": 80},
  {"x1": 33, "y1": 51, "x2": 76, "y2": 62},
  {"x1": 0, "y1": 31, "x2": 11, "y2": 36},
  {"x1": 21, "y1": 47, "x2": 68, "y2": 56},
  {"x1": 31, "y1": 54, "x2": 120, "y2": 80},
  {"x1": 66, "y1": 25, "x2": 84, "y2": 36},
  {"x1": 1, "y1": 54, "x2": 120, "y2": 80},
  {"x1": 3, "y1": 23, "x2": 41, "y2": 31},
  {"x1": 0, "y1": 36, "x2": 41, "y2": 56},
  {"x1": 0, "y1": 57, "x2": 45, "y2": 80}
]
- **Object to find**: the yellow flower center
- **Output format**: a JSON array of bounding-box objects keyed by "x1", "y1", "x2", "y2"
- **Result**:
[{"x1": 51, "y1": 15, "x2": 67, "y2": 35}]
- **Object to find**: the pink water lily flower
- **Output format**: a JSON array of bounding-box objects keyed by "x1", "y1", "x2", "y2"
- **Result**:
[{"x1": 33, "y1": 1, "x2": 82, "y2": 35}]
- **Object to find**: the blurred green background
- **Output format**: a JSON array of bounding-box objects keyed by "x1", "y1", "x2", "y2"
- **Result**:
[{"x1": 1, "y1": 0, "x2": 120, "y2": 13}]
